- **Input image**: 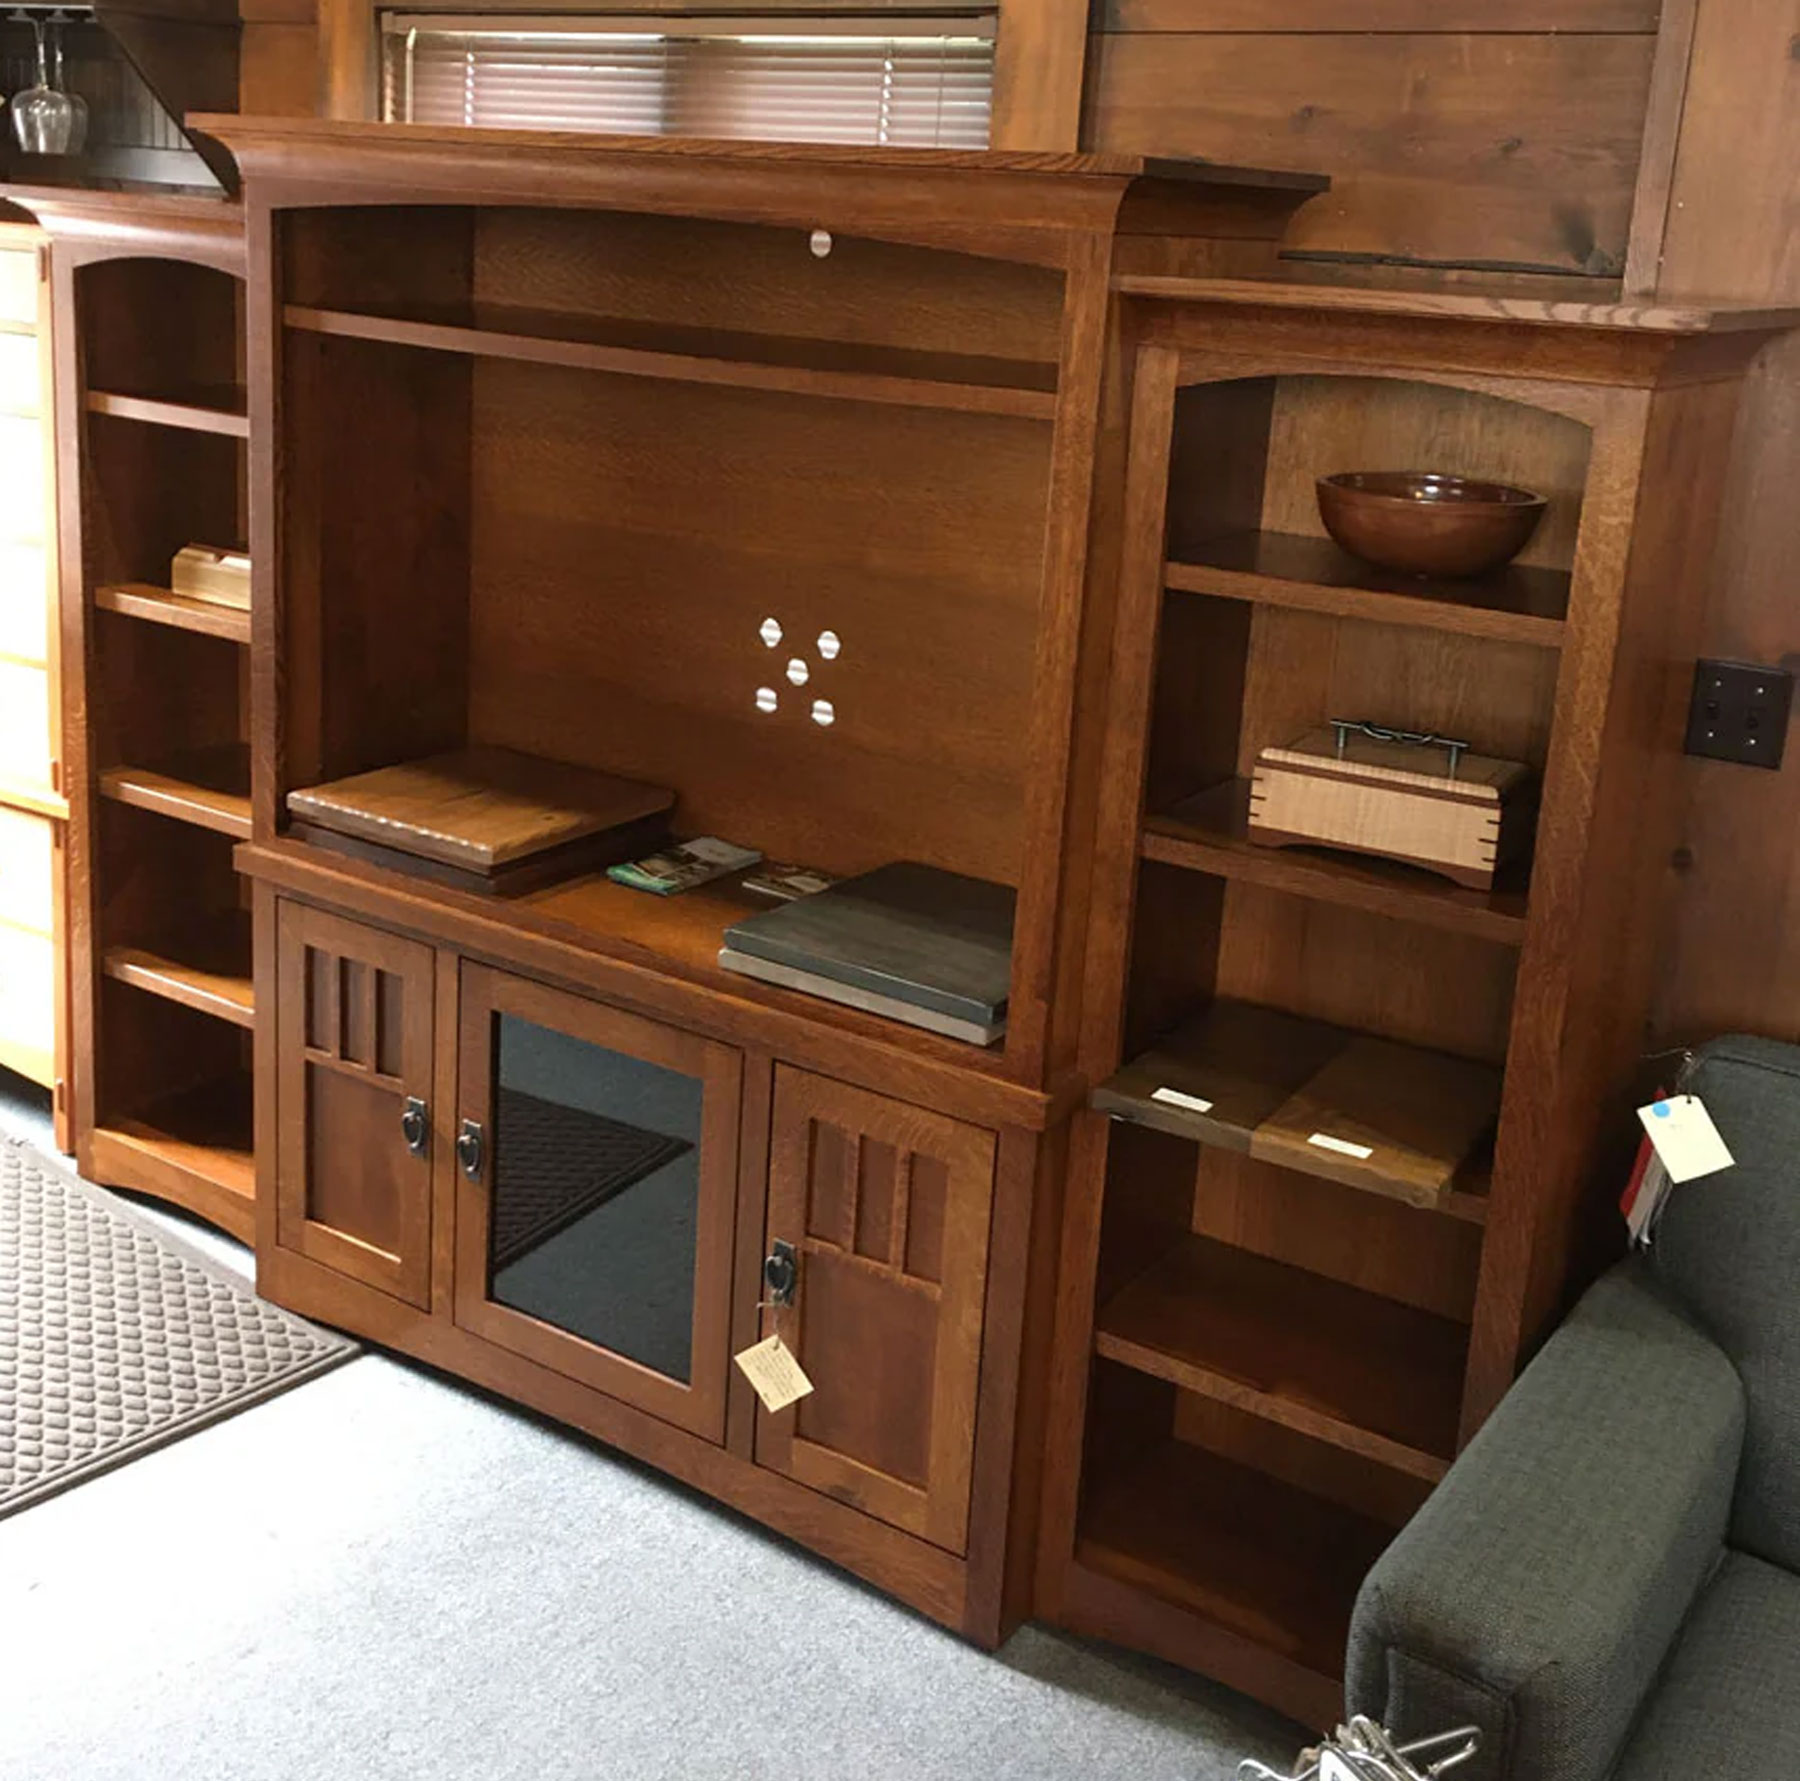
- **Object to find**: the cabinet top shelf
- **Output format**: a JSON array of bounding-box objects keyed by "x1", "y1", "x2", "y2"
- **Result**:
[
  {"x1": 1114, "y1": 274, "x2": 1800, "y2": 336},
  {"x1": 187, "y1": 117, "x2": 1329, "y2": 250}
]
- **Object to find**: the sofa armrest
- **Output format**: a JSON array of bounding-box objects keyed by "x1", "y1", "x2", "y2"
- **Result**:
[{"x1": 1347, "y1": 1259, "x2": 1744, "y2": 1781}]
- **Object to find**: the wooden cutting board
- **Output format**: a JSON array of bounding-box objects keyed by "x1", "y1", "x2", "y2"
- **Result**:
[{"x1": 287, "y1": 746, "x2": 675, "y2": 873}]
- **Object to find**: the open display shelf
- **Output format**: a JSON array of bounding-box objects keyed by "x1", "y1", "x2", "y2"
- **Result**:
[
  {"x1": 84, "y1": 385, "x2": 249, "y2": 437},
  {"x1": 98, "y1": 746, "x2": 253, "y2": 840},
  {"x1": 1095, "y1": 1233, "x2": 1466, "y2": 1479},
  {"x1": 283, "y1": 302, "x2": 1061, "y2": 420},
  {"x1": 102, "y1": 907, "x2": 254, "y2": 1029},
  {"x1": 1143, "y1": 780, "x2": 1531, "y2": 946},
  {"x1": 1166, "y1": 530, "x2": 1569, "y2": 647},
  {"x1": 89, "y1": 1072, "x2": 256, "y2": 1242},
  {"x1": 94, "y1": 582, "x2": 251, "y2": 644},
  {"x1": 1074, "y1": 1435, "x2": 1396, "y2": 1707}
]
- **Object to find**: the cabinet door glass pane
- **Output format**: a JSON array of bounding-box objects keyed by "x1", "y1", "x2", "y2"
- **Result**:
[{"x1": 490, "y1": 1013, "x2": 703, "y2": 1384}]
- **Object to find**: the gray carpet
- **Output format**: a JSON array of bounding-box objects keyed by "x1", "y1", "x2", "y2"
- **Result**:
[
  {"x1": 0, "y1": 1138, "x2": 356, "y2": 1517},
  {"x1": 0, "y1": 1068, "x2": 1303, "y2": 1781}
]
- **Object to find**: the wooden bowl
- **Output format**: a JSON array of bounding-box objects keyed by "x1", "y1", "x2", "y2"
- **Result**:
[{"x1": 1317, "y1": 471, "x2": 1547, "y2": 579}]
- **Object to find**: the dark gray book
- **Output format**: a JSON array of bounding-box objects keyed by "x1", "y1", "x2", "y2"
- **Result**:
[{"x1": 722, "y1": 862, "x2": 1014, "y2": 1026}]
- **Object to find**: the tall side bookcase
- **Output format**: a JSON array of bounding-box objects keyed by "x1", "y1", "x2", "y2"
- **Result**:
[
  {"x1": 0, "y1": 215, "x2": 65, "y2": 1126},
  {"x1": 1035, "y1": 281, "x2": 1797, "y2": 1724},
  {"x1": 37, "y1": 192, "x2": 254, "y2": 1237}
]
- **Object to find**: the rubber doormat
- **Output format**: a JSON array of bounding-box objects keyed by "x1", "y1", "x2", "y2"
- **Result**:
[{"x1": 0, "y1": 1138, "x2": 356, "y2": 1518}]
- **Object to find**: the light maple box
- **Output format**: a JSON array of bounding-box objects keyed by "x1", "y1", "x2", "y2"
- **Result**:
[
  {"x1": 1248, "y1": 724, "x2": 1536, "y2": 890},
  {"x1": 170, "y1": 544, "x2": 251, "y2": 611}
]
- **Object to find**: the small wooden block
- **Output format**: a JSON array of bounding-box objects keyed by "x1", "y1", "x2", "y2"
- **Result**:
[
  {"x1": 1249, "y1": 725, "x2": 1535, "y2": 891},
  {"x1": 1250, "y1": 1036, "x2": 1502, "y2": 1209},
  {"x1": 171, "y1": 543, "x2": 252, "y2": 611},
  {"x1": 287, "y1": 746, "x2": 676, "y2": 876}
]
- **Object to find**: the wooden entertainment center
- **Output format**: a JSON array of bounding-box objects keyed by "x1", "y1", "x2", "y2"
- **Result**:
[{"x1": 24, "y1": 114, "x2": 1794, "y2": 1722}]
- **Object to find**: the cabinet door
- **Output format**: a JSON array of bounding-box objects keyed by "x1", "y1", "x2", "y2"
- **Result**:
[
  {"x1": 452, "y1": 964, "x2": 742, "y2": 1442},
  {"x1": 756, "y1": 1067, "x2": 996, "y2": 1554},
  {"x1": 276, "y1": 902, "x2": 436, "y2": 1309}
]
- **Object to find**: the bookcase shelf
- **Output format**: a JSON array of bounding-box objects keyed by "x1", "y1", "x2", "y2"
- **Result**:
[
  {"x1": 1143, "y1": 780, "x2": 1531, "y2": 946},
  {"x1": 94, "y1": 582, "x2": 250, "y2": 644},
  {"x1": 99, "y1": 746, "x2": 253, "y2": 839},
  {"x1": 1074, "y1": 1434, "x2": 1396, "y2": 1702},
  {"x1": 284, "y1": 302, "x2": 1061, "y2": 420},
  {"x1": 1166, "y1": 530, "x2": 1569, "y2": 647},
  {"x1": 85, "y1": 385, "x2": 249, "y2": 437},
  {"x1": 102, "y1": 910, "x2": 254, "y2": 1029},
  {"x1": 89, "y1": 1071, "x2": 256, "y2": 1243},
  {"x1": 1095, "y1": 1233, "x2": 1465, "y2": 1480}
]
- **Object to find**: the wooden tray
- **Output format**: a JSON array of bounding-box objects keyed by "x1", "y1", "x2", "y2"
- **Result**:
[{"x1": 287, "y1": 746, "x2": 675, "y2": 895}]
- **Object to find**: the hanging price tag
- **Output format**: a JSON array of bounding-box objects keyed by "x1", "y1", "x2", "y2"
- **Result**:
[
  {"x1": 734, "y1": 1333, "x2": 814, "y2": 1413},
  {"x1": 1637, "y1": 1094, "x2": 1734, "y2": 1184}
]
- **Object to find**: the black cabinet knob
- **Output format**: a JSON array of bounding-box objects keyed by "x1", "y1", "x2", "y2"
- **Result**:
[
  {"x1": 456, "y1": 1118, "x2": 485, "y2": 1181},
  {"x1": 400, "y1": 1096, "x2": 428, "y2": 1158},
  {"x1": 763, "y1": 1239, "x2": 798, "y2": 1307}
]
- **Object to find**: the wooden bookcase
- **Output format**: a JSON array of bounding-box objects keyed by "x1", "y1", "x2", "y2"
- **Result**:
[
  {"x1": 1034, "y1": 279, "x2": 1798, "y2": 1724},
  {"x1": 182, "y1": 117, "x2": 1323, "y2": 1644},
  {"x1": 0, "y1": 213, "x2": 65, "y2": 1125},
  {"x1": 31, "y1": 190, "x2": 254, "y2": 1236}
]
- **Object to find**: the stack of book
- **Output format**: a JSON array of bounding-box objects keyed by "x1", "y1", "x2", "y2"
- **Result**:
[{"x1": 718, "y1": 861, "x2": 1013, "y2": 1046}]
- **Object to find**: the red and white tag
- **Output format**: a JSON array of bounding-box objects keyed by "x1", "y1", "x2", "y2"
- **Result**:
[{"x1": 1621, "y1": 1134, "x2": 1674, "y2": 1246}]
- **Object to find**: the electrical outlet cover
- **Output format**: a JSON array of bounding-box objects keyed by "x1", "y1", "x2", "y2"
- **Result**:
[{"x1": 1685, "y1": 659, "x2": 1793, "y2": 769}]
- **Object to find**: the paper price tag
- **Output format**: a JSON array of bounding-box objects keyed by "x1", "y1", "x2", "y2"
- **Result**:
[
  {"x1": 1308, "y1": 1131, "x2": 1374, "y2": 1161},
  {"x1": 1151, "y1": 1086, "x2": 1213, "y2": 1114},
  {"x1": 1637, "y1": 1094, "x2": 1734, "y2": 1184},
  {"x1": 734, "y1": 1333, "x2": 814, "y2": 1414}
]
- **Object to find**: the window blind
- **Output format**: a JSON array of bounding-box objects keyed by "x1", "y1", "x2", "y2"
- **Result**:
[{"x1": 380, "y1": 15, "x2": 995, "y2": 148}]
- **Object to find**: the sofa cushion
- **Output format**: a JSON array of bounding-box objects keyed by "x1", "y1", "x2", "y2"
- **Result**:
[
  {"x1": 1652, "y1": 1036, "x2": 1800, "y2": 1572},
  {"x1": 1611, "y1": 1551, "x2": 1800, "y2": 1781}
]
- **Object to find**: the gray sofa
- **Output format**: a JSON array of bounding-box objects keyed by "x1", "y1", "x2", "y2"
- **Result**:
[{"x1": 1347, "y1": 1034, "x2": 1800, "y2": 1781}]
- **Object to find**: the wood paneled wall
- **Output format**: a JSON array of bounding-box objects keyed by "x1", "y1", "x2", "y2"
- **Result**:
[
  {"x1": 1650, "y1": 0, "x2": 1800, "y2": 1048},
  {"x1": 1084, "y1": 1, "x2": 1663, "y2": 276},
  {"x1": 241, "y1": 0, "x2": 319, "y2": 116}
]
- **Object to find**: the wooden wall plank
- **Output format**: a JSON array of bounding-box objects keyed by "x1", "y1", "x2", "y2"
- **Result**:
[
  {"x1": 1085, "y1": 31, "x2": 1658, "y2": 274},
  {"x1": 1101, "y1": 0, "x2": 1659, "y2": 30},
  {"x1": 1649, "y1": 0, "x2": 1800, "y2": 1048},
  {"x1": 241, "y1": 23, "x2": 321, "y2": 115}
]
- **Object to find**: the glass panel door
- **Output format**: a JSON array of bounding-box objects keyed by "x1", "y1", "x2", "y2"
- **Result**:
[{"x1": 452, "y1": 963, "x2": 742, "y2": 1441}]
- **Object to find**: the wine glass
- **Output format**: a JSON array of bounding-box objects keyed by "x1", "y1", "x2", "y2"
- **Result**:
[
  {"x1": 51, "y1": 18, "x2": 86, "y2": 155},
  {"x1": 12, "y1": 19, "x2": 75, "y2": 156}
]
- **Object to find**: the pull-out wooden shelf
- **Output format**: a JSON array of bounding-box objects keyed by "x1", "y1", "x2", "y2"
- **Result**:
[
  {"x1": 284, "y1": 303, "x2": 1061, "y2": 421},
  {"x1": 99, "y1": 746, "x2": 253, "y2": 840},
  {"x1": 1096, "y1": 1233, "x2": 1465, "y2": 1482},
  {"x1": 95, "y1": 582, "x2": 250, "y2": 644},
  {"x1": 1094, "y1": 1000, "x2": 1496, "y2": 1220},
  {"x1": 1166, "y1": 531, "x2": 1569, "y2": 647},
  {"x1": 84, "y1": 385, "x2": 250, "y2": 438},
  {"x1": 1144, "y1": 780, "x2": 1531, "y2": 946}
]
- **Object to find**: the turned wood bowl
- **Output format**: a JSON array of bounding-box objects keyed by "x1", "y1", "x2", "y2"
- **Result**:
[{"x1": 1317, "y1": 471, "x2": 1547, "y2": 579}]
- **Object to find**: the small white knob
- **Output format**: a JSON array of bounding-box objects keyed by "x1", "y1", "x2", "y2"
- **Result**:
[{"x1": 809, "y1": 229, "x2": 833, "y2": 259}]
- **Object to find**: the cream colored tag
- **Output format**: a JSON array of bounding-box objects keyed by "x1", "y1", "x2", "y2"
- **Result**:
[{"x1": 734, "y1": 1333, "x2": 815, "y2": 1413}]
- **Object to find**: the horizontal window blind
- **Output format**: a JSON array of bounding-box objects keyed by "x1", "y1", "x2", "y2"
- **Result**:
[{"x1": 381, "y1": 15, "x2": 995, "y2": 148}]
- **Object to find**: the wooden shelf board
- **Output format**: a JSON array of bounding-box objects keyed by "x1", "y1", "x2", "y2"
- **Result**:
[
  {"x1": 1094, "y1": 1000, "x2": 1498, "y2": 1219},
  {"x1": 89, "y1": 1075, "x2": 256, "y2": 1244},
  {"x1": 84, "y1": 386, "x2": 250, "y2": 439},
  {"x1": 0, "y1": 776, "x2": 67, "y2": 822},
  {"x1": 1166, "y1": 531, "x2": 1569, "y2": 647},
  {"x1": 99, "y1": 746, "x2": 252, "y2": 840},
  {"x1": 250, "y1": 833, "x2": 1024, "y2": 1089},
  {"x1": 283, "y1": 302, "x2": 1061, "y2": 422},
  {"x1": 1075, "y1": 1436, "x2": 1394, "y2": 1689},
  {"x1": 1095, "y1": 1233, "x2": 1465, "y2": 1481},
  {"x1": 102, "y1": 919, "x2": 254, "y2": 1030},
  {"x1": 1145, "y1": 780, "x2": 1530, "y2": 946},
  {"x1": 95, "y1": 582, "x2": 250, "y2": 644}
]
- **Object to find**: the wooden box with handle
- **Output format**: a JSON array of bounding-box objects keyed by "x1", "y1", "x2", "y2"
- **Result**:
[{"x1": 1248, "y1": 721, "x2": 1535, "y2": 890}]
